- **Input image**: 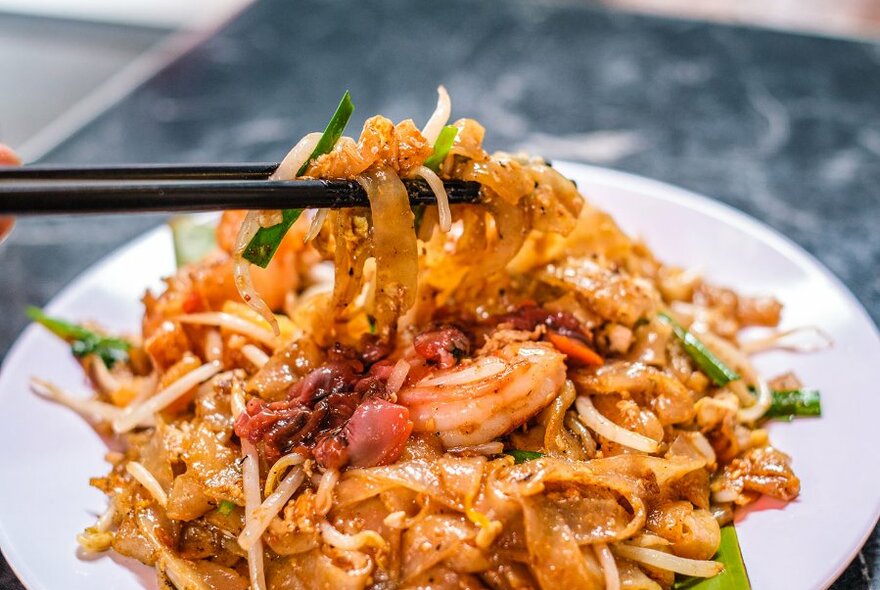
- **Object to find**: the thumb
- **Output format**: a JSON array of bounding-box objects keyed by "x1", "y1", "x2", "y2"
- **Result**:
[
  {"x1": 0, "y1": 144, "x2": 20, "y2": 244},
  {"x1": 0, "y1": 144, "x2": 21, "y2": 166}
]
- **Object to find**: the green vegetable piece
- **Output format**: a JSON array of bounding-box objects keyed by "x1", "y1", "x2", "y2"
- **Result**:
[
  {"x1": 367, "y1": 315, "x2": 377, "y2": 335},
  {"x1": 297, "y1": 90, "x2": 355, "y2": 177},
  {"x1": 424, "y1": 125, "x2": 458, "y2": 172},
  {"x1": 765, "y1": 389, "x2": 821, "y2": 420},
  {"x1": 674, "y1": 525, "x2": 751, "y2": 589},
  {"x1": 243, "y1": 91, "x2": 355, "y2": 268},
  {"x1": 26, "y1": 306, "x2": 130, "y2": 368},
  {"x1": 242, "y1": 209, "x2": 303, "y2": 268},
  {"x1": 413, "y1": 126, "x2": 458, "y2": 231},
  {"x1": 505, "y1": 449, "x2": 543, "y2": 464},
  {"x1": 26, "y1": 306, "x2": 91, "y2": 341},
  {"x1": 169, "y1": 215, "x2": 217, "y2": 268},
  {"x1": 217, "y1": 500, "x2": 236, "y2": 516},
  {"x1": 658, "y1": 312, "x2": 740, "y2": 386}
]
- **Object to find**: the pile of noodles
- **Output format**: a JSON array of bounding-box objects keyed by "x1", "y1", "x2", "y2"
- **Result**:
[{"x1": 34, "y1": 89, "x2": 812, "y2": 590}]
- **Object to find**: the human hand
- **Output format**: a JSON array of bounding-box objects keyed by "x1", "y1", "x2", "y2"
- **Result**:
[{"x1": 0, "y1": 144, "x2": 21, "y2": 244}]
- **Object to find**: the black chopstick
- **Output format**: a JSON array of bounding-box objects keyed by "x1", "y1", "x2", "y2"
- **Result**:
[
  {"x1": 0, "y1": 178, "x2": 481, "y2": 215},
  {"x1": 0, "y1": 162, "x2": 279, "y2": 181}
]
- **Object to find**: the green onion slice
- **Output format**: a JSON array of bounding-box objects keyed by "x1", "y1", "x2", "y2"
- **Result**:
[
  {"x1": 658, "y1": 312, "x2": 741, "y2": 386},
  {"x1": 217, "y1": 500, "x2": 236, "y2": 516},
  {"x1": 674, "y1": 525, "x2": 750, "y2": 589},
  {"x1": 242, "y1": 209, "x2": 303, "y2": 268},
  {"x1": 424, "y1": 125, "x2": 458, "y2": 172},
  {"x1": 26, "y1": 306, "x2": 130, "y2": 368},
  {"x1": 243, "y1": 91, "x2": 355, "y2": 268},
  {"x1": 505, "y1": 449, "x2": 543, "y2": 464},
  {"x1": 413, "y1": 125, "x2": 458, "y2": 232},
  {"x1": 765, "y1": 388, "x2": 821, "y2": 420},
  {"x1": 297, "y1": 90, "x2": 355, "y2": 177}
]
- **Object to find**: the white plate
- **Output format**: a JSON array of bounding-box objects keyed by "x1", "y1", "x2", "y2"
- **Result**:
[{"x1": 1, "y1": 162, "x2": 878, "y2": 590}]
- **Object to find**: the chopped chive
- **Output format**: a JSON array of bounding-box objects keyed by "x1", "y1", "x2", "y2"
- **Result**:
[
  {"x1": 168, "y1": 215, "x2": 216, "y2": 268},
  {"x1": 505, "y1": 449, "x2": 543, "y2": 464},
  {"x1": 26, "y1": 306, "x2": 130, "y2": 368},
  {"x1": 413, "y1": 125, "x2": 458, "y2": 230},
  {"x1": 242, "y1": 209, "x2": 303, "y2": 268},
  {"x1": 658, "y1": 312, "x2": 740, "y2": 387},
  {"x1": 243, "y1": 91, "x2": 355, "y2": 268},
  {"x1": 297, "y1": 90, "x2": 355, "y2": 177},
  {"x1": 765, "y1": 389, "x2": 821, "y2": 420},
  {"x1": 674, "y1": 525, "x2": 750, "y2": 589},
  {"x1": 217, "y1": 500, "x2": 236, "y2": 516},
  {"x1": 26, "y1": 306, "x2": 93, "y2": 341},
  {"x1": 367, "y1": 315, "x2": 377, "y2": 335},
  {"x1": 424, "y1": 125, "x2": 458, "y2": 172}
]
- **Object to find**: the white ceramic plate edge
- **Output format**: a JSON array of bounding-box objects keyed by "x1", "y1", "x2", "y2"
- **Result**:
[{"x1": 0, "y1": 226, "x2": 170, "y2": 590}]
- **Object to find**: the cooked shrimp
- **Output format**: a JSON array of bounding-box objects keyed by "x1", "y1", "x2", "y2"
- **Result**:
[
  {"x1": 398, "y1": 341, "x2": 567, "y2": 447},
  {"x1": 570, "y1": 361, "x2": 695, "y2": 425}
]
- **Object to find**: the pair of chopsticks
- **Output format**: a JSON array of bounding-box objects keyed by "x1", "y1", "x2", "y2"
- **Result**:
[{"x1": 0, "y1": 163, "x2": 481, "y2": 215}]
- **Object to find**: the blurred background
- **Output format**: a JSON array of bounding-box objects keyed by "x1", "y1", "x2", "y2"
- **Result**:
[
  {"x1": 1, "y1": 0, "x2": 879, "y2": 152},
  {"x1": 0, "y1": 0, "x2": 242, "y2": 149}
]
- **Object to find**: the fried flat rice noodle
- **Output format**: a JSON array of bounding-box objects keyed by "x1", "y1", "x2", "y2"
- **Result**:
[
  {"x1": 356, "y1": 166, "x2": 419, "y2": 337},
  {"x1": 330, "y1": 208, "x2": 372, "y2": 317},
  {"x1": 481, "y1": 192, "x2": 528, "y2": 278},
  {"x1": 267, "y1": 547, "x2": 373, "y2": 590},
  {"x1": 330, "y1": 454, "x2": 706, "y2": 585}
]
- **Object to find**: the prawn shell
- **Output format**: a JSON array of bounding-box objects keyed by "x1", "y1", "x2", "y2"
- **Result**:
[{"x1": 398, "y1": 342, "x2": 566, "y2": 447}]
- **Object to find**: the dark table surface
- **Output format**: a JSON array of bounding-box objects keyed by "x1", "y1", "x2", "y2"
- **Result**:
[{"x1": 2, "y1": 0, "x2": 879, "y2": 587}]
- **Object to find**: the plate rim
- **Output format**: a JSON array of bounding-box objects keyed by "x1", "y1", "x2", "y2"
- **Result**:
[
  {"x1": 0, "y1": 223, "x2": 174, "y2": 590},
  {"x1": 1, "y1": 161, "x2": 877, "y2": 589}
]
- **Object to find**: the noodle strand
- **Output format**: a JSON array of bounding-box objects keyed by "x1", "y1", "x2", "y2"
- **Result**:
[
  {"x1": 575, "y1": 395, "x2": 661, "y2": 453},
  {"x1": 241, "y1": 440, "x2": 267, "y2": 590},
  {"x1": 414, "y1": 165, "x2": 452, "y2": 232},
  {"x1": 593, "y1": 543, "x2": 620, "y2": 590},
  {"x1": 421, "y1": 85, "x2": 451, "y2": 144}
]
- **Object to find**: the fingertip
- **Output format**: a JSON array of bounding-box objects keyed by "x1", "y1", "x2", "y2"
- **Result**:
[
  {"x1": 0, "y1": 144, "x2": 21, "y2": 166},
  {"x1": 0, "y1": 216, "x2": 15, "y2": 245}
]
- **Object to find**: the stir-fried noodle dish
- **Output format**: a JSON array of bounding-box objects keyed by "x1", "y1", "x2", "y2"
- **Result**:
[{"x1": 30, "y1": 89, "x2": 826, "y2": 590}]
